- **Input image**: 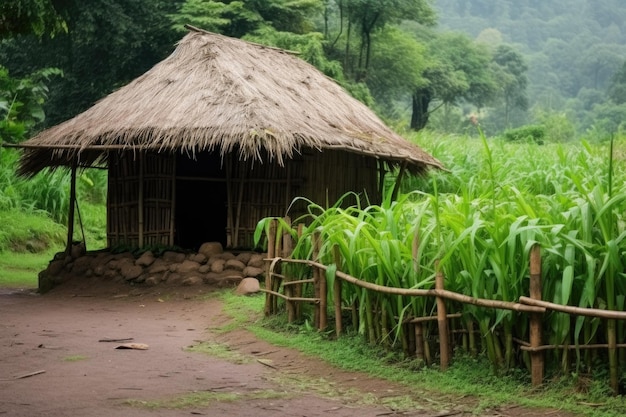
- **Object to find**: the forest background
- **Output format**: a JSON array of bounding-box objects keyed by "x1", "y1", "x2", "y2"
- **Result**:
[{"x1": 2, "y1": 0, "x2": 626, "y2": 147}]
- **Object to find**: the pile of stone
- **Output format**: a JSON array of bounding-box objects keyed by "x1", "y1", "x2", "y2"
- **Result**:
[{"x1": 39, "y1": 241, "x2": 266, "y2": 293}]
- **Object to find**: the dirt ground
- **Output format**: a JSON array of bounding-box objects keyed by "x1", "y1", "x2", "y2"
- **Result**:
[{"x1": 0, "y1": 278, "x2": 579, "y2": 417}]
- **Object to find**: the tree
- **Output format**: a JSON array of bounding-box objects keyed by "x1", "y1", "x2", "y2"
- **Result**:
[
  {"x1": 0, "y1": 0, "x2": 182, "y2": 126},
  {"x1": 365, "y1": 27, "x2": 427, "y2": 120},
  {"x1": 608, "y1": 60, "x2": 626, "y2": 105},
  {"x1": 410, "y1": 32, "x2": 496, "y2": 131},
  {"x1": 170, "y1": 0, "x2": 323, "y2": 38},
  {"x1": 324, "y1": 0, "x2": 435, "y2": 82},
  {"x1": 0, "y1": 0, "x2": 69, "y2": 38},
  {"x1": 490, "y1": 44, "x2": 528, "y2": 128},
  {"x1": 0, "y1": 66, "x2": 62, "y2": 143}
]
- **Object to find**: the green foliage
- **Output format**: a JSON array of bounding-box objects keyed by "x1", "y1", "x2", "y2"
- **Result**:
[
  {"x1": 434, "y1": 0, "x2": 626, "y2": 135},
  {"x1": 0, "y1": 0, "x2": 68, "y2": 38},
  {"x1": 502, "y1": 125, "x2": 545, "y2": 144},
  {"x1": 257, "y1": 132, "x2": 626, "y2": 382},
  {"x1": 607, "y1": 60, "x2": 626, "y2": 105},
  {"x1": 0, "y1": 209, "x2": 64, "y2": 253},
  {"x1": 0, "y1": 0, "x2": 181, "y2": 127},
  {"x1": 0, "y1": 65, "x2": 62, "y2": 143}
]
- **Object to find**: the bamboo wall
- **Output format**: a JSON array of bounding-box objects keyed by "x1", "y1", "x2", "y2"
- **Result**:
[
  {"x1": 107, "y1": 148, "x2": 382, "y2": 250},
  {"x1": 107, "y1": 152, "x2": 174, "y2": 248}
]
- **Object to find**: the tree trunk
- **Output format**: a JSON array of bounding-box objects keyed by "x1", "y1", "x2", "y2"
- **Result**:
[{"x1": 411, "y1": 89, "x2": 432, "y2": 131}]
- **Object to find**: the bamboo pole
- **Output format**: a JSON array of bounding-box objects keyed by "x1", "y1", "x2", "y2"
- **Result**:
[
  {"x1": 169, "y1": 154, "x2": 176, "y2": 246},
  {"x1": 138, "y1": 153, "x2": 144, "y2": 248},
  {"x1": 65, "y1": 158, "x2": 77, "y2": 257},
  {"x1": 333, "y1": 245, "x2": 343, "y2": 337},
  {"x1": 225, "y1": 156, "x2": 234, "y2": 248},
  {"x1": 264, "y1": 219, "x2": 277, "y2": 316},
  {"x1": 312, "y1": 231, "x2": 321, "y2": 329},
  {"x1": 608, "y1": 319, "x2": 618, "y2": 395},
  {"x1": 529, "y1": 244, "x2": 543, "y2": 387},
  {"x1": 519, "y1": 298, "x2": 626, "y2": 320},
  {"x1": 282, "y1": 217, "x2": 295, "y2": 323},
  {"x1": 435, "y1": 262, "x2": 450, "y2": 370},
  {"x1": 282, "y1": 258, "x2": 545, "y2": 313}
]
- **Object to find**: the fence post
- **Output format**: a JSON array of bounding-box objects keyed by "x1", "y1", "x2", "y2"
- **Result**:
[
  {"x1": 333, "y1": 245, "x2": 343, "y2": 337},
  {"x1": 317, "y1": 234, "x2": 328, "y2": 331},
  {"x1": 282, "y1": 217, "x2": 295, "y2": 323},
  {"x1": 435, "y1": 260, "x2": 450, "y2": 370},
  {"x1": 295, "y1": 223, "x2": 305, "y2": 320},
  {"x1": 264, "y1": 219, "x2": 277, "y2": 316},
  {"x1": 529, "y1": 244, "x2": 544, "y2": 386},
  {"x1": 312, "y1": 231, "x2": 322, "y2": 330}
]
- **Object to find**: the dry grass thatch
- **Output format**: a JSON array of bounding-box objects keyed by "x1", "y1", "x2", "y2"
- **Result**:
[{"x1": 17, "y1": 26, "x2": 444, "y2": 175}]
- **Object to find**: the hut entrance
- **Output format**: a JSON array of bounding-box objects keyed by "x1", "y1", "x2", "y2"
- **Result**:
[{"x1": 175, "y1": 153, "x2": 227, "y2": 250}]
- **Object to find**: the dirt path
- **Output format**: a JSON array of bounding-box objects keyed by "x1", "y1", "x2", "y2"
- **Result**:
[{"x1": 0, "y1": 280, "x2": 577, "y2": 417}]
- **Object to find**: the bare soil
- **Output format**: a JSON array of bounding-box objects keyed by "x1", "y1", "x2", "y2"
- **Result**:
[{"x1": 0, "y1": 278, "x2": 579, "y2": 417}]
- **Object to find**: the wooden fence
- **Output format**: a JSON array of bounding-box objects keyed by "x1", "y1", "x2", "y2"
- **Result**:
[{"x1": 261, "y1": 218, "x2": 626, "y2": 395}]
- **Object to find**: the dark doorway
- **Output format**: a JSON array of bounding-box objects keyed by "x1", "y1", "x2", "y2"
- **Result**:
[{"x1": 175, "y1": 152, "x2": 227, "y2": 250}]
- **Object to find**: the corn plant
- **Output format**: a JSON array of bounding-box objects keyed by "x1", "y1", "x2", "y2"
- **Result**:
[{"x1": 256, "y1": 131, "x2": 626, "y2": 380}]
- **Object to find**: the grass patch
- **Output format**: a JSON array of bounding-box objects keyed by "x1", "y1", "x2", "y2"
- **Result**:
[
  {"x1": 63, "y1": 355, "x2": 88, "y2": 362},
  {"x1": 0, "y1": 209, "x2": 65, "y2": 253},
  {"x1": 124, "y1": 389, "x2": 289, "y2": 409},
  {"x1": 185, "y1": 341, "x2": 252, "y2": 364},
  {"x1": 216, "y1": 290, "x2": 626, "y2": 417},
  {"x1": 0, "y1": 247, "x2": 60, "y2": 288}
]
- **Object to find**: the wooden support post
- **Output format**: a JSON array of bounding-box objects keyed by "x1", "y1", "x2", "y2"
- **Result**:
[
  {"x1": 333, "y1": 245, "x2": 343, "y2": 337},
  {"x1": 529, "y1": 244, "x2": 544, "y2": 387},
  {"x1": 138, "y1": 153, "x2": 144, "y2": 248},
  {"x1": 312, "y1": 231, "x2": 322, "y2": 330},
  {"x1": 65, "y1": 159, "x2": 77, "y2": 258},
  {"x1": 264, "y1": 219, "x2": 277, "y2": 316},
  {"x1": 435, "y1": 261, "x2": 450, "y2": 370},
  {"x1": 169, "y1": 155, "x2": 176, "y2": 246}
]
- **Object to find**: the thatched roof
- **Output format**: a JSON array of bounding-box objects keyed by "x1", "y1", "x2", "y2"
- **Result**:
[{"x1": 17, "y1": 26, "x2": 444, "y2": 176}]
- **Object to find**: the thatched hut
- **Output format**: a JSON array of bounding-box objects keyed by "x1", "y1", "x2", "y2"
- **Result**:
[{"x1": 16, "y1": 26, "x2": 443, "y2": 252}]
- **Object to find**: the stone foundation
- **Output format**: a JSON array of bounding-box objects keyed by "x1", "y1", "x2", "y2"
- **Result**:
[{"x1": 38, "y1": 242, "x2": 266, "y2": 293}]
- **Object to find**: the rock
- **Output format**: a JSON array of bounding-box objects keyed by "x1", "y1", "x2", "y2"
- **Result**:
[
  {"x1": 93, "y1": 264, "x2": 106, "y2": 276},
  {"x1": 147, "y1": 259, "x2": 168, "y2": 274},
  {"x1": 189, "y1": 253, "x2": 207, "y2": 264},
  {"x1": 178, "y1": 260, "x2": 201, "y2": 273},
  {"x1": 243, "y1": 266, "x2": 264, "y2": 278},
  {"x1": 210, "y1": 259, "x2": 226, "y2": 273},
  {"x1": 235, "y1": 252, "x2": 253, "y2": 265},
  {"x1": 248, "y1": 254, "x2": 265, "y2": 268},
  {"x1": 46, "y1": 260, "x2": 65, "y2": 276},
  {"x1": 134, "y1": 274, "x2": 147, "y2": 283},
  {"x1": 165, "y1": 273, "x2": 184, "y2": 285},
  {"x1": 71, "y1": 256, "x2": 93, "y2": 275},
  {"x1": 235, "y1": 278, "x2": 260, "y2": 295},
  {"x1": 162, "y1": 251, "x2": 186, "y2": 263},
  {"x1": 71, "y1": 242, "x2": 86, "y2": 259},
  {"x1": 204, "y1": 270, "x2": 243, "y2": 285},
  {"x1": 198, "y1": 264, "x2": 211, "y2": 273},
  {"x1": 182, "y1": 276, "x2": 203, "y2": 286},
  {"x1": 136, "y1": 251, "x2": 155, "y2": 267},
  {"x1": 144, "y1": 276, "x2": 160, "y2": 286},
  {"x1": 225, "y1": 259, "x2": 246, "y2": 271},
  {"x1": 120, "y1": 263, "x2": 143, "y2": 281},
  {"x1": 198, "y1": 242, "x2": 223, "y2": 258}
]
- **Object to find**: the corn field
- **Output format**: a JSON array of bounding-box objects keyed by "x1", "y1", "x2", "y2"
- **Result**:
[{"x1": 256, "y1": 132, "x2": 626, "y2": 387}]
